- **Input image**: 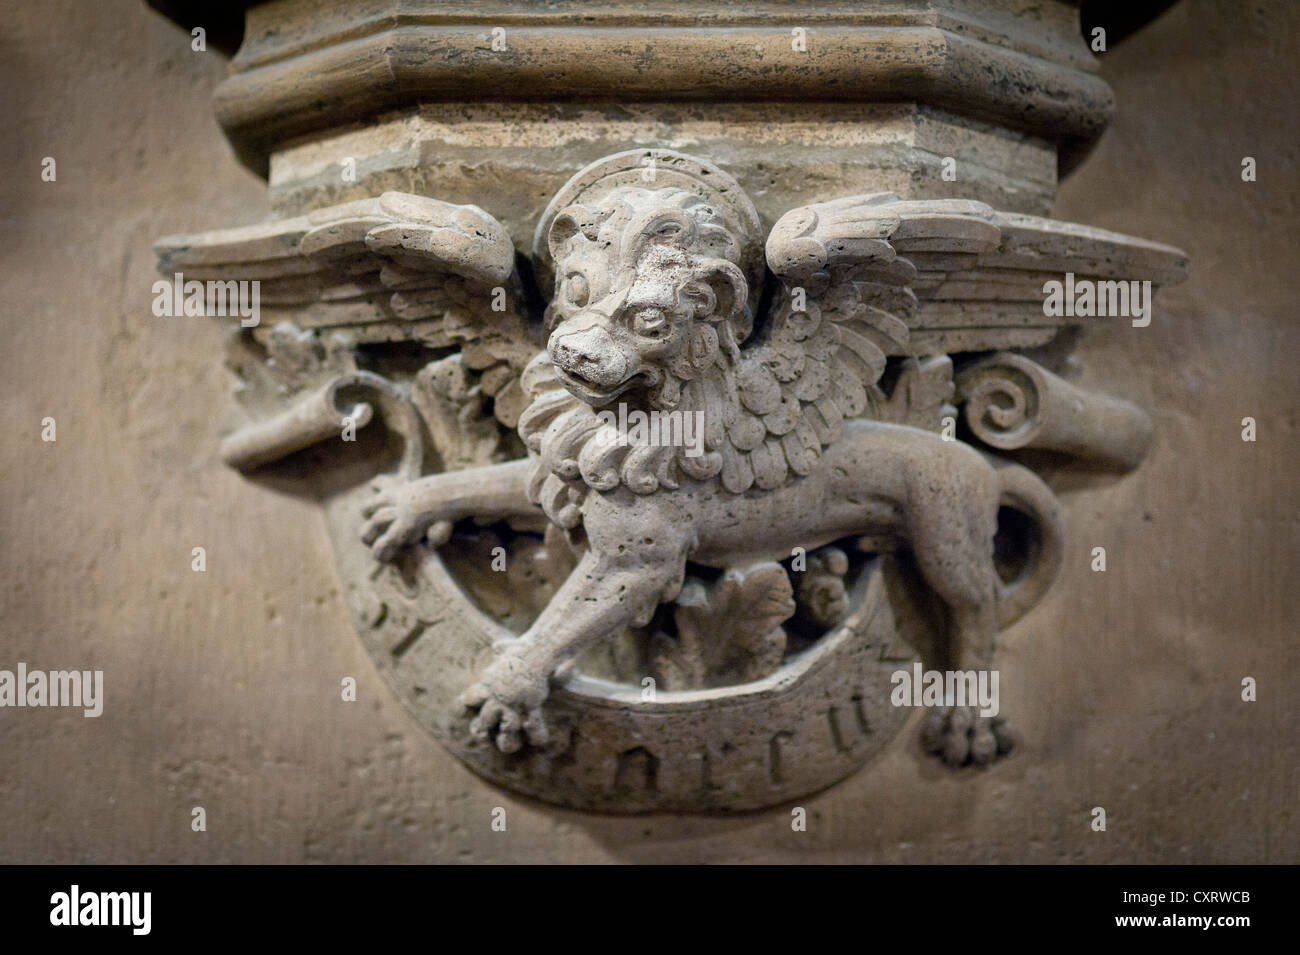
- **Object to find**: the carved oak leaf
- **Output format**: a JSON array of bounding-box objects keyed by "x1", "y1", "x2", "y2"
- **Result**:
[
  {"x1": 651, "y1": 562, "x2": 795, "y2": 690},
  {"x1": 411, "y1": 354, "x2": 508, "y2": 472}
]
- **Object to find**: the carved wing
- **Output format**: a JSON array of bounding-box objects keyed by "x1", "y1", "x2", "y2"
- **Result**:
[
  {"x1": 736, "y1": 194, "x2": 1188, "y2": 493},
  {"x1": 156, "y1": 193, "x2": 545, "y2": 469},
  {"x1": 715, "y1": 196, "x2": 979, "y2": 492},
  {"x1": 154, "y1": 191, "x2": 524, "y2": 337}
]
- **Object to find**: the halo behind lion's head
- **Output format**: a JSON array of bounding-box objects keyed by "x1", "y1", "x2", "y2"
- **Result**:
[{"x1": 533, "y1": 149, "x2": 765, "y2": 310}]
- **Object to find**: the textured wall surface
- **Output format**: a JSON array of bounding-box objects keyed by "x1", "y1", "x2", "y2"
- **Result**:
[{"x1": 1, "y1": 0, "x2": 1295, "y2": 863}]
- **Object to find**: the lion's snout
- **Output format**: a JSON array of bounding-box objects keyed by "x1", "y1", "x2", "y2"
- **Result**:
[{"x1": 549, "y1": 324, "x2": 633, "y2": 399}]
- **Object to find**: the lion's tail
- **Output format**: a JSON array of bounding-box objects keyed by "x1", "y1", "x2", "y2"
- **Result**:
[{"x1": 991, "y1": 458, "x2": 1065, "y2": 628}]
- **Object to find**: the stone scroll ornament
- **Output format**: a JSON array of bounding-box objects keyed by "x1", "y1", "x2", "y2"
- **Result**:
[{"x1": 156, "y1": 150, "x2": 1187, "y2": 812}]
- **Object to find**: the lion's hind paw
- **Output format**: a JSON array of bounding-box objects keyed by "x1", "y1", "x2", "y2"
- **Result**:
[{"x1": 921, "y1": 707, "x2": 1015, "y2": 767}]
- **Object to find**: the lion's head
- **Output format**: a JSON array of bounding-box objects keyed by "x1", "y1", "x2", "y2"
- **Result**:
[
  {"x1": 519, "y1": 155, "x2": 767, "y2": 528},
  {"x1": 544, "y1": 186, "x2": 752, "y2": 412}
]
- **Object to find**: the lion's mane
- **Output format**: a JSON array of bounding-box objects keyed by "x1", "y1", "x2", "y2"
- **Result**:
[{"x1": 517, "y1": 339, "x2": 740, "y2": 530}]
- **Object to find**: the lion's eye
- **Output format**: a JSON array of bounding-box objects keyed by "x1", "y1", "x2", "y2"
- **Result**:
[
  {"x1": 564, "y1": 273, "x2": 590, "y2": 308},
  {"x1": 632, "y1": 308, "x2": 667, "y2": 337}
]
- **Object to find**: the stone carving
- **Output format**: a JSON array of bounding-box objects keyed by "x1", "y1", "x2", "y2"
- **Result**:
[
  {"x1": 363, "y1": 151, "x2": 1078, "y2": 769},
  {"x1": 651, "y1": 562, "x2": 795, "y2": 691},
  {"x1": 954, "y1": 352, "x2": 1153, "y2": 470},
  {"x1": 156, "y1": 148, "x2": 1186, "y2": 811}
]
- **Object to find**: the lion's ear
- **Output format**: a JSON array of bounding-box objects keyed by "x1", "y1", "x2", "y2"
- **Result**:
[{"x1": 689, "y1": 260, "x2": 748, "y2": 326}]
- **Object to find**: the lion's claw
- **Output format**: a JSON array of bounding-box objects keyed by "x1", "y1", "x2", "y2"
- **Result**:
[
  {"x1": 358, "y1": 478, "x2": 454, "y2": 561},
  {"x1": 921, "y1": 706, "x2": 1014, "y2": 767},
  {"x1": 459, "y1": 656, "x2": 552, "y2": 753}
]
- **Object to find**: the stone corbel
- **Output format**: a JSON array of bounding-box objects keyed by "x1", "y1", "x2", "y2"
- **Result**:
[{"x1": 149, "y1": 0, "x2": 1188, "y2": 812}]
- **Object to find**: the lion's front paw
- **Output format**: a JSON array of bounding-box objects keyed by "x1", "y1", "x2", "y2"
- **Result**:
[
  {"x1": 458, "y1": 651, "x2": 552, "y2": 754},
  {"x1": 359, "y1": 477, "x2": 454, "y2": 562},
  {"x1": 921, "y1": 707, "x2": 1015, "y2": 767}
]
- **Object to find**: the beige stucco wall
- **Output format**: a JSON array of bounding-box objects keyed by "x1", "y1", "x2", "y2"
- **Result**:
[{"x1": 1, "y1": 0, "x2": 1295, "y2": 862}]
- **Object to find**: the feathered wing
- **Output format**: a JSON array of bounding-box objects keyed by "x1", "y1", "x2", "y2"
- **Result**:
[
  {"x1": 156, "y1": 192, "x2": 543, "y2": 432},
  {"x1": 735, "y1": 195, "x2": 993, "y2": 493},
  {"x1": 155, "y1": 192, "x2": 517, "y2": 312},
  {"x1": 742, "y1": 193, "x2": 1190, "y2": 492},
  {"x1": 905, "y1": 210, "x2": 1188, "y2": 354}
]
